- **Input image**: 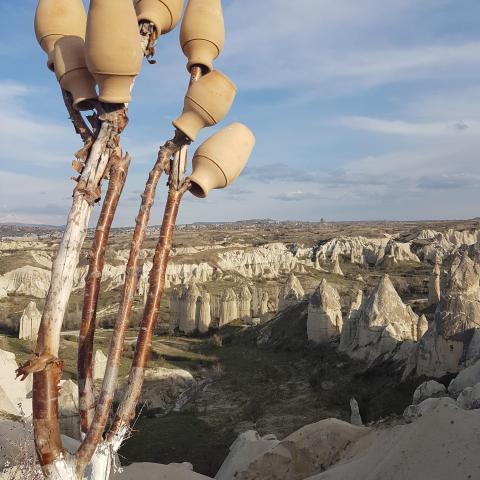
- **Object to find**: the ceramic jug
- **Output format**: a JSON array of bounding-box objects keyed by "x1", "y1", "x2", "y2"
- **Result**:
[
  {"x1": 180, "y1": 0, "x2": 224, "y2": 72},
  {"x1": 54, "y1": 36, "x2": 97, "y2": 110},
  {"x1": 85, "y1": 0, "x2": 143, "y2": 103},
  {"x1": 188, "y1": 123, "x2": 255, "y2": 198},
  {"x1": 135, "y1": 0, "x2": 184, "y2": 38},
  {"x1": 34, "y1": 0, "x2": 87, "y2": 70},
  {"x1": 173, "y1": 70, "x2": 236, "y2": 141}
]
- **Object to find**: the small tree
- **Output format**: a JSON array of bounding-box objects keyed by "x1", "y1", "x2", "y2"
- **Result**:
[{"x1": 17, "y1": 1, "x2": 254, "y2": 478}]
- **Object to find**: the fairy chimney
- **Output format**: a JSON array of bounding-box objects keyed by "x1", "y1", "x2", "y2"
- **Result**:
[{"x1": 219, "y1": 288, "x2": 239, "y2": 326}]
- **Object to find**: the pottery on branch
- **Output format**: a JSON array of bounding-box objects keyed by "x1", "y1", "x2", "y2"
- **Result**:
[
  {"x1": 135, "y1": 0, "x2": 184, "y2": 38},
  {"x1": 34, "y1": 0, "x2": 87, "y2": 71},
  {"x1": 85, "y1": 0, "x2": 143, "y2": 103},
  {"x1": 173, "y1": 70, "x2": 236, "y2": 141},
  {"x1": 180, "y1": 0, "x2": 225, "y2": 72},
  {"x1": 54, "y1": 36, "x2": 97, "y2": 110},
  {"x1": 188, "y1": 122, "x2": 255, "y2": 198}
]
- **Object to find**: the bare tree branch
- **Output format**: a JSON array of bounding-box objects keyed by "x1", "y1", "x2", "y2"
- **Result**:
[{"x1": 78, "y1": 151, "x2": 131, "y2": 437}]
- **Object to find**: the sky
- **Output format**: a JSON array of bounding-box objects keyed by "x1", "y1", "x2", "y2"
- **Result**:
[{"x1": 1, "y1": 0, "x2": 480, "y2": 226}]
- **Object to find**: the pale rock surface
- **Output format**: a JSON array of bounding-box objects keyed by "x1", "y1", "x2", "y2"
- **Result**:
[
  {"x1": 238, "y1": 286, "x2": 252, "y2": 320},
  {"x1": 339, "y1": 275, "x2": 418, "y2": 363},
  {"x1": 448, "y1": 358, "x2": 480, "y2": 396},
  {"x1": 310, "y1": 401, "x2": 480, "y2": 480},
  {"x1": 331, "y1": 256, "x2": 343, "y2": 276},
  {"x1": 380, "y1": 240, "x2": 420, "y2": 265},
  {"x1": 2, "y1": 266, "x2": 51, "y2": 298},
  {"x1": 170, "y1": 288, "x2": 183, "y2": 333},
  {"x1": 428, "y1": 263, "x2": 441, "y2": 306},
  {"x1": 18, "y1": 301, "x2": 41, "y2": 341},
  {"x1": 416, "y1": 314, "x2": 428, "y2": 341},
  {"x1": 219, "y1": 288, "x2": 239, "y2": 326},
  {"x1": 412, "y1": 380, "x2": 446, "y2": 404},
  {"x1": 260, "y1": 291, "x2": 269, "y2": 315},
  {"x1": 349, "y1": 398, "x2": 363, "y2": 426},
  {"x1": 113, "y1": 462, "x2": 213, "y2": 479},
  {"x1": 403, "y1": 396, "x2": 456, "y2": 421},
  {"x1": 224, "y1": 419, "x2": 369, "y2": 480},
  {"x1": 339, "y1": 290, "x2": 363, "y2": 352},
  {"x1": 0, "y1": 349, "x2": 31, "y2": 416},
  {"x1": 197, "y1": 292, "x2": 212, "y2": 333},
  {"x1": 316, "y1": 236, "x2": 390, "y2": 266},
  {"x1": 215, "y1": 430, "x2": 280, "y2": 480},
  {"x1": 307, "y1": 279, "x2": 343, "y2": 343},
  {"x1": 179, "y1": 283, "x2": 201, "y2": 334},
  {"x1": 278, "y1": 273, "x2": 304, "y2": 309},
  {"x1": 456, "y1": 383, "x2": 480, "y2": 410},
  {"x1": 93, "y1": 349, "x2": 107, "y2": 381},
  {"x1": 59, "y1": 379, "x2": 79, "y2": 417}
]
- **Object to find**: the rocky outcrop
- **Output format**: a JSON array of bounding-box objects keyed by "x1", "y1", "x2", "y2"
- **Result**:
[
  {"x1": 332, "y1": 257, "x2": 343, "y2": 276},
  {"x1": 415, "y1": 250, "x2": 480, "y2": 378},
  {"x1": 169, "y1": 288, "x2": 183, "y2": 333},
  {"x1": 216, "y1": 419, "x2": 369, "y2": 480},
  {"x1": 349, "y1": 398, "x2": 363, "y2": 426},
  {"x1": 278, "y1": 273, "x2": 304, "y2": 309},
  {"x1": 416, "y1": 314, "x2": 428, "y2": 341},
  {"x1": 179, "y1": 283, "x2": 201, "y2": 334},
  {"x1": 219, "y1": 288, "x2": 239, "y2": 326},
  {"x1": 238, "y1": 286, "x2": 252, "y2": 320},
  {"x1": 216, "y1": 431, "x2": 280, "y2": 480},
  {"x1": 18, "y1": 301, "x2": 41, "y2": 341},
  {"x1": 412, "y1": 380, "x2": 446, "y2": 404},
  {"x1": 339, "y1": 290, "x2": 363, "y2": 352},
  {"x1": 307, "y1": 279, "x2": 343, "y2": 343},
  {"x1": 448, "y1": 358, "x2": 480, "y2": 397},
  {"x1": 0, "y1": 349, "x2": 32, "y2": 416},
  {"x1": 260, "y1": 291, "x2": 269, "y2": 315},
  {"x1": 380, "y1": 240, "x2": 420, "y2": 265},
  {"x1": 93, "y1": 350, "x2": 107, "y2": 381},
  {"x1": 1, "y1": 266, "x2": 51, "y2": 298},
  {"x1": 428, "y1": 263, "x2": 441, "y2": 306},
  {"x1": 197, "y1": 292, "x2": 211, "y2": 333},
  {"x1": 316, "y1": 236, "x2": 390, "y2": 266},
  {"x1": 340, "y1": 275, "x2": 418, "y2": 363}
]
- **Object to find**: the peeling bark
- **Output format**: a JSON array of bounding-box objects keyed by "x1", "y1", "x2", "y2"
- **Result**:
[
  {"x1": 78, "y1": 153, "x2": 131, "y2": 437},
  {"x1": 75, "y1": 133, "x2": 187, "y2": 473}
]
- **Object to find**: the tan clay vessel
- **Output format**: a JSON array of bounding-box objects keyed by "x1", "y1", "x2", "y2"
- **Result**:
[
  {"x1": 54, "y1": 36, "x2": 97, "y2": 110},
  {"x1": 180, "y1": 0, "x2": 225, "y2": 72},
  {"x1": 173, "y1": 70, "x2": 236, "y2": 141},
  {"x1": 34, "y1": 0, "x2": 87, "y2": 70},
  {"x1": 188, "y1": 123, "x2": 255, "y2": 198},
  {"x1": 85, "y1": 0, "x2": 143, "y2": 103},
  {"x1": 135, "y1": 0, "x2": 184, "y2": 38}
]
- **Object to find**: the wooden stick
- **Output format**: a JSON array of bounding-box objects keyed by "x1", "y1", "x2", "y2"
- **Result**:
[
  {"x1": 78, "y1": 152, "x2": 131, "y2": 437},
  {"x1": 75, "y1": 132, "x2": 188, "y2": 473}
]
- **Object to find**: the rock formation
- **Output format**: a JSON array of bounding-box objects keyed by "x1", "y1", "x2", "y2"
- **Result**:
[
  {"x1": 179, "y1": 283, "x2": 201, "y2": 334},
  {"x1": 18, "y1": 301, "x2": 41, "y2": 341},
  {"x1": 278, "y1": 273, "x2": 304, "y2": 309},
  {"x1": 417, "y1": 314, "x2": 428, "y2": 341},
  {"x1": 339, "y1": 290, "x2": 363, "y2": 351},
  {"x1": 93, "y1": 350, "x2": 107, "y2": 381},
  {"x1": 332, "y1": 256, "x2": 344, "y2": 276},
  {"x1": 219, "y1": 288, "x2": 239, "y2": 326},
  {"x1": 340, "y1": 275, "x2": 418, "y2": 363},
  {"x1": 307, "y1": 279, "x2": 343, "y2": 343},
  {"x1": 197, "y1": 292, "x2": 211, "y2": 333},
  {"x1": 260, "y1": 291, "x2": 269, "y2": 315},
  {"x1": 2, "y1": 265, "x2": 51, "y2": 298},
  {"x1": 415, "y1": 250, "x2": 480, "y2": 378},
  {"x1": 169, "y1": 288, "x2": 183, "y2": 333},
  {"x1": 238, "y1": 286, "x2": 252, "y2": 320},
  {"x1": 349, "y1": 397, "x2": 363, "y2": 426},
  {"x1": 428, "y1": 263, "x2": 441, "y2": 306}
]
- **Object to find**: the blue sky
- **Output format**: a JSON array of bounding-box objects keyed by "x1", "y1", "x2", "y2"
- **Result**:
[{"x1": 1, "y1": 0, "x2": 480, "y2": 226}]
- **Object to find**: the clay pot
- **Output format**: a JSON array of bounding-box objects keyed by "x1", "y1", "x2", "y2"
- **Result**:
[
  {"x1": 54, "y1": 36, "x2": 97, "y2": 110},
  {"x1": 188, "y1": 123, "x2": 255, "y2": 198},
  {"x1": 85, "y1": 0, "x2": 143, "y2": 103},
  {"x1": 34, "y1": 0, "x2": 87, "y2": 70},
  {"x1": 173, "y1": 70, "x2": 236, "y2": 141},
  {"x1": 180, "y1": 0, "x2": 224, "y2": 72},
  {"x1": 135, "y1": 0, "x2": 184, "y2": 37}
]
